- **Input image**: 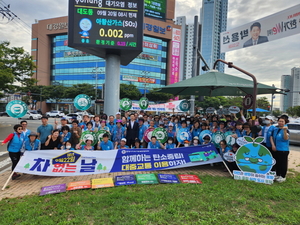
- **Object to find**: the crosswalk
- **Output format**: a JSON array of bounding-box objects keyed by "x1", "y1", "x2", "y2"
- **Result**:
[{"x1": 0, "y1": 152, "x2": 11, "y2": 173}]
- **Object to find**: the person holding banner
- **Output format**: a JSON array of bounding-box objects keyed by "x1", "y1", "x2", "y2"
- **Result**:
[
  {"x1": 117, "y1": 138, "x2": 129, "y2": 149},
  {"x1": 165, "y1": 137, "x2": 176, "y2": 149},
  {"x1": 60, "y1": 126, "x2": 71, "y2": 146},
  {"x1": 21, "y1": 132, "x2": 41, "y2": 152},
  {"x1": 61, "y1": 141, "x2": 75, "y2": 150},
  {"x1": 270, "y1": 116, "x2": 290, "y2": 183},
  {"x1": 99, "y1": 133, "x2": 114, "y2": 150},
  {"x1": 147, "y1": 136, "x2": 165, "y2": 149},
  {"x1": 79, "y1": 139, "x2": 94, "y2": 151},
  {"x1": 132, "y1": 138, "x2": 141, "y2": 149},
  {"x1": 243, "y1": 22, "x2": 269, "y2": 48},
  {"x1": 1, "y1": 124, "x2": 25, "y2": 179},
  {"x1": 190, "y1": 137, "x2": 201, "y2": 146}
]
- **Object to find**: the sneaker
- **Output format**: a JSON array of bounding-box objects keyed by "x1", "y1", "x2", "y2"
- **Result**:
[
  {"x1": 12, "y1": 173, "x2": 21, "y2": 180},
  {"x1": 274, "y1": 175, "x2": 280, "y2": 180},
  {"x1": 276, "y1": 176, "x2": 286, "y2": 183}
]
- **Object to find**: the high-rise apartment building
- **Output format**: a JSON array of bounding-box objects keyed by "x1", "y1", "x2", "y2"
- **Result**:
[
  {"x1": 291, "y1": 67, "x2": 300, "y2": 107},
  {"x1": 200, "y1": 0, "x2": 228, "y2": 73}
]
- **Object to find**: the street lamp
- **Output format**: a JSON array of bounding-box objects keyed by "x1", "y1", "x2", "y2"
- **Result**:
[
  {"x1": 92, "y1": 62, "x2": 104, "y2": 114},
  {"x1": 270, "y1": 86, "x2": 290, "y2": 115},
  {"x1": 141, "y1": 71, "x2": 150, "y2": 97}
]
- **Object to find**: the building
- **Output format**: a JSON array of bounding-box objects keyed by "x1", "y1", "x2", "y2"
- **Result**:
[
  {"x1": 200, "y1": 0, "x2": 228, "y2": 73},
  {"x1": 280, "y1": 67, "x2": 300, "y2": 112},
  {"x1": 31, "y1": 0, "x2": 181, "y2": 112},
  {"x1": 291, "y1": 67, "x2": 300, "y2": 108},
  {"x1": 176, "y1": 16, "x2": 201, "y2": 80},
  {"x1": 280, "y1": 75, "x2": 291, "y2": 112}
]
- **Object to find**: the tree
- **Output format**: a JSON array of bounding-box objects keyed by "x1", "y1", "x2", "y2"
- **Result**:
[
  {"x1": 64, "y1": 83, "x2": 95, "y2": 99},
  {"x1": 286, "y1": 106, "x2": 300, "y2": 117},
  {"x1": 256, "y1": 97, "x2": 270, "y2": 110},
  {"x1": 0, "y1": 41, "x2": 36, "y2": 97},
  {"x1": 196, "y1": 96, "x2": 229, "y2": 109},
  {"x1": 272, "y1": 109, "x2": 282, "y2": 117},
  {"x1": 225, "y1": 96, "x2": 243, "y2": 108},
  {"x1": 147, "y1": 89, "x2": 173, "y2": 102},
  {"x1": 120, "y1": 83, "x2": 141, "y2": 100}
]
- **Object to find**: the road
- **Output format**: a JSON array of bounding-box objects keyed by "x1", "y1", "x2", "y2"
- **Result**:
[{"x1": 0, "y1": 117, "x2": 299, "y2": 174}]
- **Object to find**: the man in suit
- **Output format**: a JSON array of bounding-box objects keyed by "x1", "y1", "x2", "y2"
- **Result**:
[
  {"x1": 126, "y1": 114, "x2": 139, "y2": 147},
  {"x1": 243, "y1": 22, "x2": 268, "y2": 48}
]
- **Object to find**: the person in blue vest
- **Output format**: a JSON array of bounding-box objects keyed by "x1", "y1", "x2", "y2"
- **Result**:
[
  {"x1": 1, "y1": 124, "x2": 25, "y2": 179},
  {"x1": 164, "y1": 137, "x2": 176, "y2": 149},
  {"x1": 147, "y1": 136, "x2": 165, "y2": 149},
  {"x1": 231, "y1": 122, "x2": 243, "y2": 139},
  {"x1": 20, "y1": 120, "x2": 31, "y2": 140},
  {"x1": 117, "y1": 138, "x2": 129, "y2": 149},
  {"x1": 98, "y1": 133, "x2": 114, "y2": 150},
  {"x1": 112, "y1": 120, "x2": 126, "y2": 147},
  {"x1": 191, "y1": 121, "x2": 201, "y2": 139},
  {"x1": 138, "y1": 118, "x2": 147, "y2": 142},
  {"x1": 132, "y1": 138, "x2": 141, "y2": 149},
  {"x1": 61, "y1": 141, "x2": 75, "y2": 150},
  {"x1": 242, "y1": 123, "x2": 252, "y2": 137},
  {"x1": 190, "y1": 136, "x2": 201, "y2": 146},
  {"x1": 107, "y1": 115, "x2": 115, "y2": 133},
  {"x1": 60, "y1": 125, "x2": 71, "y2": 146},
  {"x1": 167, "y1": 123, "x2": 176, "y2": 139},
  {"x1": 270, "y1": 115, "x2": 290, "y2": 183},
  {"x1": 21, "y1": 132, "x2": 41, "y2": 153},
  {"x1": 260, "y1": 116, "x2": 276, "y2": 171}
]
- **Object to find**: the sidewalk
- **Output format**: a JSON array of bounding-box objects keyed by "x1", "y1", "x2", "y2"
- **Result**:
[{"x1": 0, "y1": 164, "x2": 229, "y2": 200}]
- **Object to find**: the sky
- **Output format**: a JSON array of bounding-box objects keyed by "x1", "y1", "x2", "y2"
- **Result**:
[{"x1": 0, "y1": 0, "x2": 300, "y2": 108}]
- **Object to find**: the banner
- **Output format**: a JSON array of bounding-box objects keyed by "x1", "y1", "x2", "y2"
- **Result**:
[
  {"x1": 220, "y1": 4, "x2": 300, "y2": 53},
  {"x1": 170, "y1": 28, "x2": 181, "y2": 84},
  {"x1": 130, "y1": 100, "x2": 186, "y2": 112},
  {"x1": 14, "y1": 144, "x2": 222, "y2": 176}
]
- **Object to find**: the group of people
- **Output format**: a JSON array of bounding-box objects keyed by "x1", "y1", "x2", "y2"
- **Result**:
[{"x1": 1, "y1": 109, "x2": 290, "y2": 182}]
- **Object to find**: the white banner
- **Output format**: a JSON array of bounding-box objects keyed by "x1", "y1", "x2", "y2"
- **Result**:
[
  {"x1": 14, "y1": 145, "x2": 223, "y2": 176},
  {"x1": 130, "y1": 100, "x2": 186, "y2": 112},
  {"x1": 220, "y1": 4, "x2": 300, "y2": 53}
]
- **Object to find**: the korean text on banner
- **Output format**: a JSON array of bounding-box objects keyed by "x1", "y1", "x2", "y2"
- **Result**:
[
  {"x1": 14, "y1": 144, "x2": 222, "y2": 176},
  {"x1": 220, "y1": 4, "x2": 300, "y2": 53}
]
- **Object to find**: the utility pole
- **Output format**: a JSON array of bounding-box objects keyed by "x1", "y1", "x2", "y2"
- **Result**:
[
  {"x1": 141, "y1": 71, "x2": 150, "y2": 97},
  {"x1": 93, "y1": 62, "x2": 104, "y2": 114}
]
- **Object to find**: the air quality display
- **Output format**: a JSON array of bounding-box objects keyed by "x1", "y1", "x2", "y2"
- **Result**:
[{"x1": 68, "y1": 0, "x2": 144, "y2": 65}]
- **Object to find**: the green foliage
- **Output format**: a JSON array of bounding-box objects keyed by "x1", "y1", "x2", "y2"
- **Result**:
[
  {"x1": 196, "y1": 96, "x2": 229, "y2": 109},
  {"x1": 64, "y1": 83, "x2": 95, "y2": 99},
  {"x1": 272, "y1": 109, "x2": 282, "y2": 117},
  {"x1": 147, "y1": 88, "x2": 173, "y2": 102},
  {"x1": 257, "y1": 97, "x2": 270, "y2": 110},
  {"x1": 120, "y1": 83, "x2": 141, "y2": 100},
  {"x1": 286, "y1": 106, "x2": 300, "y2": 117},
  {"x1": 0, "y1": 41, "x2": 36, "y2": 97},
  {"x1": 224, "y1": 96, "x2": 243, "y2": 108}
]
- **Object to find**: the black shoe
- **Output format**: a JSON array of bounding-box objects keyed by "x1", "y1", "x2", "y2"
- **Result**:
[{"x1": 12, "y1": 173, "x2": 21, "y2": 180}]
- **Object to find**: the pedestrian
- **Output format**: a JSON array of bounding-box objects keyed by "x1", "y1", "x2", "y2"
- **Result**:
[
  {"x1": 270, "y1": 116, "x2": 290, "y2": 183},
  {"x1": 44, "y1": 129, "x2": 61, "y2": 150},
  {"x1": 1, "y1": 124, "x2": 25, "y2": 179},
  {"x1": 21, "y1": 132, "x2": 41, "y2": 152},
  {"x1": 37, "y1": 116, "x2": 53, "y2": 149}
]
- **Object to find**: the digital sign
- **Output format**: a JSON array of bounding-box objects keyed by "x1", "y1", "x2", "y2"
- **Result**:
[
  {"x1": 144, "y1": 0, "x2": 166, "y2": 20},
  {"x1": 68, "y1": 0, "x2": 144, "y2": 65}
]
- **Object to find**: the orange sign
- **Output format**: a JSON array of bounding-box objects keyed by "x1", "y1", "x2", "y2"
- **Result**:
[
  {"x1": 67, "y1": 180, "x2": 91, "y2": 191},
  {"x1": 138, "y1": 77, "x2": 156, "y2": 84}
]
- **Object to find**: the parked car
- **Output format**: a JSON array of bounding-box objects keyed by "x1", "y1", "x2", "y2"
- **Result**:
[
  {"x1": 273, "y1": 123, "x2": 300, "y2": 145},
  {"x1": 19, "y1": 110, "x2": 42, "y2": 120},
  {"x1": 76, "y1": 111, "x2": 94, "y2": 118},
  {"x1": 0, "y1": 111, "x2": 9, "y2": 117},
  {"x1": 65, "y1": 113, "x2": 82, "y2": 123},
  {"x1": 46, "y1": 110, "x2": 65, "y2": 118}
]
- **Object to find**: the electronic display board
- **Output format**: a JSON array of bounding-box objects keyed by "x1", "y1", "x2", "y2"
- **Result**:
[
  {"x1": 68, "y1": 0, "x2": 144, "y2": 65},
  {"x1": 144, "y1": 0, "x2": 166, "y2": 20}
]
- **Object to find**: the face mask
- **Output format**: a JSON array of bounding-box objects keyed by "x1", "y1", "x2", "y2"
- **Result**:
[
  {"x1": 168, "y1": 140, "x2": 173, "y2": 144},
  {"x1": 66, "y1": 145, "x2": 71, "y2": 149},
  {"x1": 174, "y1": 120, "x2": 178, "y2": 123},
  {"x1": 181, "y1": 118, "x2": 185, "y2": 121},
  {"x1": 187, "y1": 121, "x2": 190, "y2": 125},
  {"x1": 264, "y1": 120, "x2": 270, "y2": 125},
  {"x1": 184, "y1": 144, "x2": 189, "y2": 147}
]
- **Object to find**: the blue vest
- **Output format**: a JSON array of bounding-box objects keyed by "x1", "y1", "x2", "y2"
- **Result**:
[
  {"x1": 167, "y1": 130, "x2": 175, "y2": 138},
  {"x1": 165, "y1": 143, "x2": 176, "y2": 149},
  {"x1": 24, "y1": 139, "x2": 40, "y2": 151},
  {"x1": 8, "y1": 132, "x2": 25, "y2": 153},
  {"x1": 272, "y1": 127, "x2": 289, "y2": 151},
  {"x1": 261, "y1": 125, "x2": 275, "y2": 147},
  {"x1": 148, "y1": 141, "x2": 161, "y2": 149},
  {"x1": 192, "y1": 128, "x2": 201, "y2": 138},
  {"x1": 139, "y1": 125, "x2": 147, "y2": 140}
]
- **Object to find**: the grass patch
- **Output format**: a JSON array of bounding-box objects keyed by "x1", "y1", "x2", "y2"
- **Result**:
[{"x1": 1, "y1": 173, "x2": 300, "y2": 225}]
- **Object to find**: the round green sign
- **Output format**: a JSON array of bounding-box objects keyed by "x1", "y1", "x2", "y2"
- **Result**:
[
  {"x1": 179, "y1": 100, "x2": 191, "y2": 112},
  {"x1": 96, "y1": 130, "x2": 111, "y2": 142},
  {"x1": 80, "y1": 131, "x2": 97, "y2": 146},
  {"x1": 139, "y1": 97, "x2": 149, "y2": 110},
  {"x1": 120, "y1": 98, "x2": 132, "y2": 111},
  {"x1": 212, "y1": 131, "x2": 225, "y2": 148},
  {"x1": 6, "y1": 100, "x2": 28, "y2": 118},
  {"x1": 74, "y1": 94, "x2": 92, "y2": 111},
  {"x1": 152, "y1": 128, "x2": 168, "y2": 143}
]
